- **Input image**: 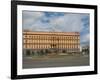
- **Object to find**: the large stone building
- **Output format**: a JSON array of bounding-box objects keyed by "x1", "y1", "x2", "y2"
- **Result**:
[{"x1": 23, "y1": 31, "x2": 80, "y2": 56}]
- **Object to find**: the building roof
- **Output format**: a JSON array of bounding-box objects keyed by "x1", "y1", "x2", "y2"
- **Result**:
[{"x1": 23, "y1": 31, "x2": 80, "y2": 36}]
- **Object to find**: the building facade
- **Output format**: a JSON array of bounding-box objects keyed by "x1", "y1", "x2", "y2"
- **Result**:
[{"x1": 23, "y1": 31, "x2": 80, "y2": 56}]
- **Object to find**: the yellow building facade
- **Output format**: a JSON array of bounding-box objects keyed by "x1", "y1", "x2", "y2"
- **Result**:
[{"x1": 23, "y1": 31, "x2": 80, "y2": 55}]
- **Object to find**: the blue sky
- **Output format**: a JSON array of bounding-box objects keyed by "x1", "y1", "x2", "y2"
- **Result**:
[{"x1": 22, "y1": 11, "x2": 90, "y2": 46}]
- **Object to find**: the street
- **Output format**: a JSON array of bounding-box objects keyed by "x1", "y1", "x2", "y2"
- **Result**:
[{"x1": 23, "y1": 54, "x2": 89, "y2": 69}]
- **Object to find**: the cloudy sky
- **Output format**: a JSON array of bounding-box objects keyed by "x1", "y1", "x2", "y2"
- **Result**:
[{"x1": 22, "y1": 11, "x2": 90, "y2": 46}]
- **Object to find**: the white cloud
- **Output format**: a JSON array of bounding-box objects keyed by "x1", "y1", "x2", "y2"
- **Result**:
[
  {"x1": 49, "y1": 14, "x2": 81, "y2": 32},
  {"x1": 81, "y1": 33, "x2": 90, "y2": 43},
  {"x1": 23, "y1": 11, "x2": 90, "y2": 34},
  {"x1": 22, "y1": 11, "x2": 44, "y2": 29},
  {"x1": 23, "y1": 11, "x2": 44, "y2": 19},
  {"x1": 23, "y1": 11, "x2": 83, "y2": 32}
]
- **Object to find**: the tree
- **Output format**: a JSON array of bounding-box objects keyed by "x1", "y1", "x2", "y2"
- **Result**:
[{"x1": 26, "y1": 50, "x2": 31, "y2": 56}]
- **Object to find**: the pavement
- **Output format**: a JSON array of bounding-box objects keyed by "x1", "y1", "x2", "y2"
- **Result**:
[{"x1": 23, "y1": 54, "x2": 89, "y2": 69}]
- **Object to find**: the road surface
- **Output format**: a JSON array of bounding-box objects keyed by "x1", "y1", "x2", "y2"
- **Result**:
[{"x1": 23, "y1": 54, "x2": 89, "y2": 69}]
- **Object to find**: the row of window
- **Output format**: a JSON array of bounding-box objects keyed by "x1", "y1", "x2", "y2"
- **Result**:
[
  {"x1": 23, "y1": 40, "x2": 80, "y2": 43},
  {"x1": 23, "y1": 43, "x2": 80, "y2": 45},
  {"x1": 23, "y1": 35, "x2": 80, "y2": 40},
  {"x1": 24, "y1": 45, "x2": 80, "y2": 49}
]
